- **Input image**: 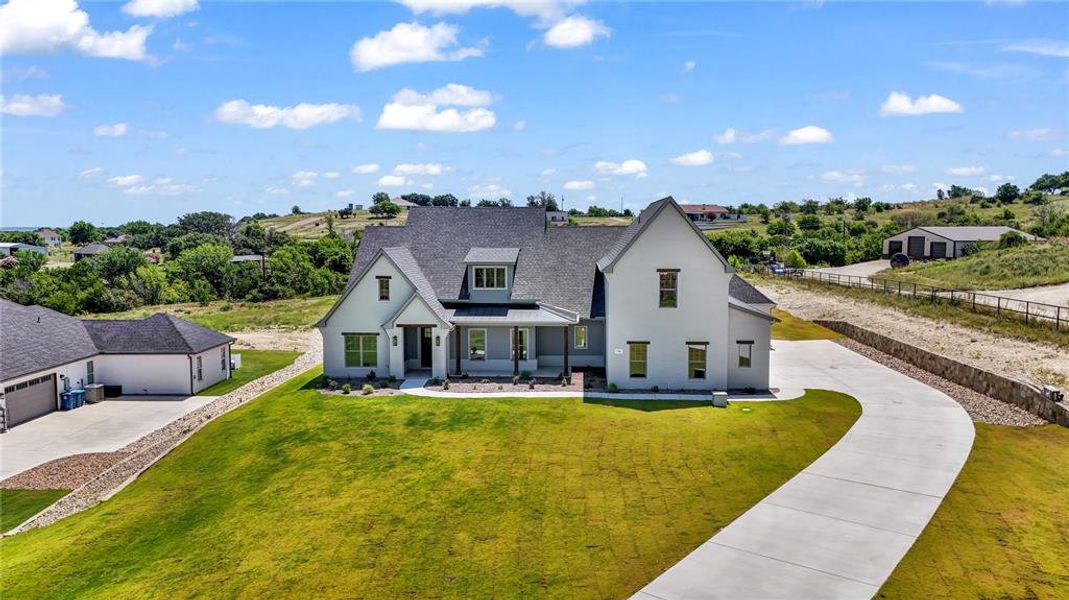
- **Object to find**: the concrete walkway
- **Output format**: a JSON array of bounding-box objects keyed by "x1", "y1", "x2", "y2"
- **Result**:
[{"x1": 632, "y1": 340, "x2": 974, "y2": 600}]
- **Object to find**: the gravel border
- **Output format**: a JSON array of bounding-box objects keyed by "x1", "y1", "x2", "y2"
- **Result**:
[
  {"x1": 836, "y1": 338, "x2": 1046, "y2": 427},
  {"x1": 5, "y1": 345, "x2": 322, "y2": 535},
  {"x1": 0, "y1": 452, "x2": 130, "y2": 490}
]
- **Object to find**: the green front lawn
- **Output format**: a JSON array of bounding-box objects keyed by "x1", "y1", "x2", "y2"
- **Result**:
[
  {"x1": 197, "y1": 350, "x2": 301, "y2": 396},
  {"x1": 0, "y1": 489, "x2": 69, "y2": 532},
  {"x1": 879, "y1": 423, "x2": 1069, "y2": 599},
  {"x1": 0, "y1": 371, "x2": 859, "y2": 599},
  {"x1": 771, "y1": 308, "x2": 844, "y2": 341}
]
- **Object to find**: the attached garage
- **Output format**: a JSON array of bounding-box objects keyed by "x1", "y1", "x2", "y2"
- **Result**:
[{"x1": 4, "y1": 374, "x2": 56, "y2": 426}]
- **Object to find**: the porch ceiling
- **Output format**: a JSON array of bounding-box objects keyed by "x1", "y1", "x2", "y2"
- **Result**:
[{"x1": 445, "y1": 306, "x2": 574, "y2": 326}]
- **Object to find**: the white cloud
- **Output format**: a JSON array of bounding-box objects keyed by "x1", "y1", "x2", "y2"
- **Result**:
[
  {"x1": 124, "y1": 178, "x2": 196, "y2": 196},
  {"x1": 107, "y1": 174, "x2": 144, "y2": 186},
  {"x1": 350, "y1": 22, "x2": 482, "y2": 71},
  {"x1": 987, "y1": 174, "x2": 1014, "y2": 182},
  {"x1": 683, "y1": 60, "x2": 696, "y2": 72},
  {"x1": 93, "y1": 122, "x2": 128, "y2": 137},
  {"x1": 540, "y1": 167, "x2": 556, "y2": 177},
  {"x1": 1008, "y1": 128, "x2": 1064, "y2": 141},
  {"x1": 122, "y1": 0, "x2": 198, "y2": 18},
  {"x1": 778, "y1": 125, "x2": 833, "y2": 145},
  {"x1": 469, "y1": 182, "x2": 510, "y2": 198},
  {"x1": 594, "y1": 159, "x2": 647, "y2": 177},
  {"x1": 79, "y1": 167, "x2": 103, "y2": 177},
  {"x1": 564, "y1": 180, "x2": 595, "y2": 190},
  {"x1": 946, "y1": 166, "x2": 985, "y2": 176},
  {"x1": 0, "y1": 0, "x2": 152, "y2": 61},
  {"x1": 335, "y1": 189, "x2": 356, "y2": 198},
  {"x1": 378, "y1": 175, "x2": 412, "y2": 187},
  {"x1": 398, "y1": 0, "x2": 569, "y2": 24},
  {"x1": 1003, "y1": 39, "x2": 1069, "y2": 58},
  {"x1": 879, "y1": 91, "x2": 963, "y2": 116},
  {"x1": 0, "y1": 93, "x2": 64, "y2": 116},
  {"x1": 512, "y1": 119, "x2": 527, "y2": 131},
  {"x1": 421, "y1": 182, "x2": 434, "y2": 190},
  {"x1": 670, "y1": 149, "x2": 714, "y2": 166},
  {"x1": 323, "y1": 171, "x2": 341, "y2": 180},
  {"x1": 544, "y1": 15, "x2": 610, "y2": 48},
  {"x1": 291, "y1": 170, "x2": 318, "y2": 187},
  {"x1": 881, "y1": 164, "x2": 918, "y2": 174},
  {"x1": 1051, "y1": 148, "x2": 1069, "y2": 158},
  {"x1": 377, "y1": 84, "x2": 496, "y2": 133},
  {"x1": 393, "y1": 163, "x2": 446, "y2": 176},
  {"x1": 715, "y1": 127, "x2": 775, "y2": 144},
  {"x1": 901, "y1": 183, "x2": 919, "y2": 193},
  {"x1": 720, "y1": 151, "x2": 743, "y2": 160},
  {"x1": 213, "y1": 99, "x2": 361, "y2": 129},
  {"x1": 821, "y1": 170, "x2": 865, "y2": 186},
  {"x1": 265, "y1": 187, "x2": 289, "y2": 196},
  {"x1": 353, "y1": 163, "x2": 380, "y2": 174},
  {"x1": 392, "y1": 83, "x2": 492, "y2": 107},
  {"x1": 1, "y1": 65, "x2": 48, "y2": 81}
]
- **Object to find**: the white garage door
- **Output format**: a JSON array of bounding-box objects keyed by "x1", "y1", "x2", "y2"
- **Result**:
[{"x1": 4, "y1": 374, "x2": 57, "y2": 426}]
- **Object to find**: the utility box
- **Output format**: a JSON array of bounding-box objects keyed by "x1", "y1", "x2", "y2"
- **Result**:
[
  {"x1": 712, "y1": 391, "x2": 729, "y2": 408},
  {"x1": 231, "y1": 353, "x2": 243, "y2": 370}
]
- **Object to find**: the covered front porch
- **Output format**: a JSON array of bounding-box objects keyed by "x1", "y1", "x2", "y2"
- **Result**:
[{"x1": 447, "y1": 324, "x2": 575, "y2": 377}]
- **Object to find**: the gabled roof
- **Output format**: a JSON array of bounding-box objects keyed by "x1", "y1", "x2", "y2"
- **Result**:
[
  {"x1": 464, "y1": 247, "x2": 519, "y2": 263},
  {"x1": 596, "y1": 196, "x2": 734, "y2": 274},
  {"x1": 728, "y1": 297, "x2": 779, "y2": 322},
  {"x1": 74, "y1": 243, "x2": 110, "y2": 255},
  {"x1": 729, "y1": 275, "x2": 774, "y2": 306},
  {"x1": 911, "y1": 226, "x2": 1038, "y2": 243},
  {"x1": 36, "y1": 228, "x2": 60, "y2": 236},
  {"x1": 679, "y1": 203, "x2": 728, "y2": 214},
  {"x1": 0, "y1": 300, "x2": 98, "y2": 381},
  {"x1": 82, "y1": 314, "x2": 234, "y2": 354}
]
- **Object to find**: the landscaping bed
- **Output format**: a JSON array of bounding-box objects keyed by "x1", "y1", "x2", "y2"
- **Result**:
[
  {"x1": 318, "y1": 376, "x2": 406, "y2": 396},
  {"x1": 423, "y1": 371, "x2": 585, "y2": 394}
]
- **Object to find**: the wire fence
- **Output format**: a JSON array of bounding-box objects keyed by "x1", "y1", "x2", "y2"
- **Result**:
[{"x1": 773, "y1": 269, "x2": 1068, "y2": 331}]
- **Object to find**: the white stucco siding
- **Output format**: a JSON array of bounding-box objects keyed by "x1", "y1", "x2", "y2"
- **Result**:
[
  {"x1": 604, "y1": 208, "x2": 732, "y2": 390},
  {"x1": 95, "y1": 353, "x2": 198, "y2": 395},
  {"x1": 319, "y1": 255, "x2": 415, "y2": 379},
  {"x1": 191, "y1": 345, "x2": 230, "y2": 394},
  {"x1": 1, "y1": 357, "x2": 93, "y2": 406},
  {"x1": 727, "y1": 308, "x2": 771, "y2": 390}
]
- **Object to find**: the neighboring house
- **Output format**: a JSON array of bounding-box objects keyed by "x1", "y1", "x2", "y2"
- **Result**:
[
  {"x1": 103, "y1": 234, "x2": 131, "y2": 246},
  {"x1": 318, "y1": 197, "x2": 775, "y2": 391},
  {"x1": 882, "y1": 226, "x2": 1038, "y2": 260},
  {"x1": 0, "y1": 300, "x2": 233, "y2": 428},
  {"x1": 73, "y1": 243, "x2": 110, "y2": 261},
  {"x1": 0, "y1": 243, "x2": 48, "y2": 257},
  {"x1": 231, "y1": 254, "x2": 265, "y2": 266},
  {"x1": 35, "y1": 228, "x2": 62, "y2": 247},
  {"x1": 679, "y1": 204, "x2": 729, "y2": 222},
  {"x1": 546, "y1": 211, "x2": 568, "y2": 225},
  {"x1": 390, "y1": 198, "x2": 417, "y2": 210}
]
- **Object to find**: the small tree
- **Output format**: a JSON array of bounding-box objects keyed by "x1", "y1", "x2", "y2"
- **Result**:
[
  {"x1": 68, "y1": 220, "x2": 100, "y2": 244},
  {"x1": 371, "y1": 192, "x2": 391, "y2": 205},
  {"x1": 291, "y1": 205, "x2": 302, "y2": 215},
  {"x1": 997, "y1": 230, "x2": 1028, "y2": 249},
  {"x1": 995, "y1": 183, "x2": 1020, "y2": 204}
]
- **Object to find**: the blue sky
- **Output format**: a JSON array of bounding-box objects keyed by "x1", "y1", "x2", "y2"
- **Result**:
[{"x1": 2, "y1": 0, "x2": 1068, "y2": 226}]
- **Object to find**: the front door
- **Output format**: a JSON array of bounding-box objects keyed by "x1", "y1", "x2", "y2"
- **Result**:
[{"x1": 420, "y1": 327, "x2": 433, "y2": 368}]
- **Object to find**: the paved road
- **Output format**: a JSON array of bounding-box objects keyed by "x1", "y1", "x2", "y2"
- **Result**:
[
  {"x1": 0, "y1": 396, "x2": 216, "y2": 480},
  {"x1": 810, "y1": 259, "x2": 888, "y2": 278},
  {"x1": 632, "y1": 340, "x2": 974, "y2": 600}
]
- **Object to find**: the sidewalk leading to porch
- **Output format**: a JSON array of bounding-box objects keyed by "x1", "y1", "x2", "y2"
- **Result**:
[{"x1": 398, "y1": 377, "x2": 804, "y2": 401}]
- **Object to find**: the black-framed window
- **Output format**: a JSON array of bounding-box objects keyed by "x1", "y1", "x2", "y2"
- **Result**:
[
  {"x1": 86, "y1": 360, "x2": 95, "y2": 385},
  {"x1": 629, "y1": 342, "x2": 648, "y2": 378},
  {"x1": 473, "y1": 266, "x2": 507, "y2": 289},
  {"x1": 196, "y1": 356, "x2": 203, "y2": 381},
  {"x1": 345, "y1": 334, "x2": 378, "y2": 368},
  {"x1": 737, "y1": 341, "x2": 753, "y2": 368},
  {"x1": 468, "y1": 329, "x2": 487, "y2": 360},
  {"x1": 687, "y1": 344, "x2": 706, "y2": 379},
  {"x1": 377, "y1": 276, "x2": 390, "y2": 301},
  {"x1": 658, "y1": 270, "x2": 678, "y2": 308},
  {"x1": 574, "y1": 325, "x2": 587, "y2": 349}
]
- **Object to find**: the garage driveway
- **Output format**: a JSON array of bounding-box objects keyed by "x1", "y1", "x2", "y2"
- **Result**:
[
  {"x1": 0, "y1": 396, "x2": 217, "y2": 481},
  {"x1": 810, "y1": 259, "x2": 887, "y2": 279}
]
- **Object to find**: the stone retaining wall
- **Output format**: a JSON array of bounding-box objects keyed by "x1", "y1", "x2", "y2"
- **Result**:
[{"x1": 815, "y1": 320, "x2": 1069, "y2": 428}]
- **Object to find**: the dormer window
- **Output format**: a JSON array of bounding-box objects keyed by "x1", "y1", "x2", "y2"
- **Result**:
[{"x1": 474, "y1": 266, "x2": 507, "y2": 290}]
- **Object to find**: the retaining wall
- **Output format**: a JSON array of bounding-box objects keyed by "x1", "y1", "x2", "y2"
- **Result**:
[{"x1": 815, "y1": 320, "x2": 1069, "y2": 428}]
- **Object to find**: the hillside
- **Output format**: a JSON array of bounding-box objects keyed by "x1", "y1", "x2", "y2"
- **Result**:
[{"x1": 874, "y1": 241, "x2": 1069, "y2": 290}]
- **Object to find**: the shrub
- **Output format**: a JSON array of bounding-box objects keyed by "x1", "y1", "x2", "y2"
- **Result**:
[
  {"x1": 361, "y1": 384, "x2": 374, "y2": 395},
  {"x1": 998, "y1": 230, "x2": 1028, "y2": 249},
  {"x1": 342, "y1": 384, "x2": 351, "y2": 395},
  {"x1": 520, "y1": 370, "x2": 532, "y2": 379},
  {"x1": 442, "y1": 378, "x2": 450, "y2": 390},
  {"x1": 783, "y1": 249, "x2": 807, "y2": 269},
  {"x1": 652, "y1": 385, "x2": 660, "y2": 392},
  {"x1": 512, "y1": 375, "x2": 520, "y2": 385},
  {"x1": 367, "y1": 370, "x2": 377, "y2": 382},
  {"x1": 328, "y1": 379, "x2": 338, "y2": 391},
  {"x1": 427, "y1": 377, "x2": 442, "y2": 386},
  {"x1": 529, "y1": 380, "x2": 536, "y2": 389},
  {"x1": 607, "y1": 382, "x2": 618, "y2": 393},
  {"x1": 378, "y1": 381, "x2": 388, "y2": 389},
  {"x1": 560, "y1": 377, "x2": 568, "y2": 387},
  {"x1": 387, "y1": 375, "x2": 396, "y2": 383}
]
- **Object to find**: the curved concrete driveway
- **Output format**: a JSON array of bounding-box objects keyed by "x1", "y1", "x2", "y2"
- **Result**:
[{"x1": 633, "y1": 339, "x2": 974, "y2": 600}]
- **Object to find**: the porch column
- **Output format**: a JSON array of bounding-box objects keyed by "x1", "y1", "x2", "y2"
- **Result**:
[
  {"x1": 454, "y1": 325, "x2": 462, "y2": 375},
  {"x1": 387, "y1": 327, "x2": 405, "y2": 380},
  {"x1": 562, "y1": 326, "x2": 569, "y2": 375},
  {"x1": 512, "y1": 325, "x2": 519, "y2": 375},
  {"x1": 431, "y1": 327, "x2": 448, "y2": 380}
]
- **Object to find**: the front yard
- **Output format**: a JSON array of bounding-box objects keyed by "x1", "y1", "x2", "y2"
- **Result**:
[{"x1": 0, "y1": 369, "x2": 859, "y2": 599}]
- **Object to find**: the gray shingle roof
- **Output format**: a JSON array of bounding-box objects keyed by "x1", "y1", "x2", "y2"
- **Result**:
[
  {"x1": 914, "y1": 226, "x2": 1037, "y2": 242},
  {"x1": 74, "y1": 243, "x2": 110, "y2": 256},
  {"x1": 381, "y1": 246, "x2": 452, "y2": 325},
  {"x1": 463, "y1": 247, "x2": 520, "y2": 263},
  {"x1": 729, "y1": 275, "x2": 774, "y2": 306},
  {"x1": 82, "y1": 313, "x2": 233, "y2": 354},
  {"x1": 1, "y1": 299, "x2": 98, "y2": 381}
]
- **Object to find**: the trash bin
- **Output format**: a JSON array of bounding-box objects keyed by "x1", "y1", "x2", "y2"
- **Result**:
[
  {"x1": 60, "y1": 391, "x2": 74, "y2": 411},
  {"x1": 71, "y1": 389, "x2": 86, "y2": 407}
]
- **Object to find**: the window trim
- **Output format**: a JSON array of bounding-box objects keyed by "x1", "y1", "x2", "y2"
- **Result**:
[
  {"x1": 687, "y1": 343, "x2": 707, "y2": 380},
  {"x1": 510, "y1": 328, "x2": 530, "y2": 361},
  {"x1": 737, "y1": 340, "x2": 753, "y2": 368},
  {"x1": 574, "y1": 325, "x2": 588, "y2": 349},
  {"x1": 472, "y1": 266, "x2": 508, "y2": 290},
  {"x1": 344, "y1": 333, "x2": 379, "y2": 368},
  {"x1": 376, "y1": 276, "x2": 391, "y2": 301},
  {"x1": 658, "y1": 269, "x2": 678, "y2": 308},
  {"x1": 628, "y1": 341, "x2": 649, "y2": 379},
  {"x1": 468, "y1": 328, "x2": 487, "y2": 361}
]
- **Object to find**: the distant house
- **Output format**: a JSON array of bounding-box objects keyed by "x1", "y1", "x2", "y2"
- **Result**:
[
  {"x1": 546, "y1": 211, "x2": 568, "y2": 224},
  {"x1": 883, "y1": 226, "x2": 1038, "y2": 260},
  {"x1": 35, "y1": 228, "x2": 62, "y2": 247},
  {"x1": 0, "y1": 242, "x2": 48, "y2": 257},
  {"x1": 679, "y1": 204, "x2": 729, "y2": 222},
  {"x1": 231, "y1": 254, "x2": 266, "y2": 275},
  {"x1": 103, "y1": 234, "x2": 131, "y2": 246},
  {"x1": 73, "y1": 243, "x2": 110, "y2": 262},
  {"x1": 390, "y1": 198, "x2": 417, "y2": 210}
]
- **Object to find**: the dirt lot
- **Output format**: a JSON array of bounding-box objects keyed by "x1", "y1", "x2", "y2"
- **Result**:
[
  {"x1": 759, "y1": 279, "x2": 1069, "y2": 388},
  {"x1": 228, "y1": 329, "x2": 321, "y2": 351}
]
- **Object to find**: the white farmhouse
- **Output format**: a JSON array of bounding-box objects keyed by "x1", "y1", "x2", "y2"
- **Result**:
[{"x1": 318, "y1": 197, "x2": 775, "y2": 391}]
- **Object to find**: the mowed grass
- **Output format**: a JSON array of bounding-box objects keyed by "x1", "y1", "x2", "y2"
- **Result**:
[
  {"x1": 196, "y1": 349, "x2": 301, "y2": 396},
  {"x1": 875, "y1": 241, "x2": 1069, "y2": 290},
  {"x1": 879, "y1": 424, "x2": 1069, "y2": 599},
  {"x1": 771, "y1": 308, "x2": 844, "y2": 341},
  {"x1": 0, "y1": 490, "x2": 69, "y2": 532},
  {"x1": 83, "y1": 295, "x2": 338, "y2": 331},
  {"x1": 0, "y1": 370, "x2": 859, "y2": 599}
]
